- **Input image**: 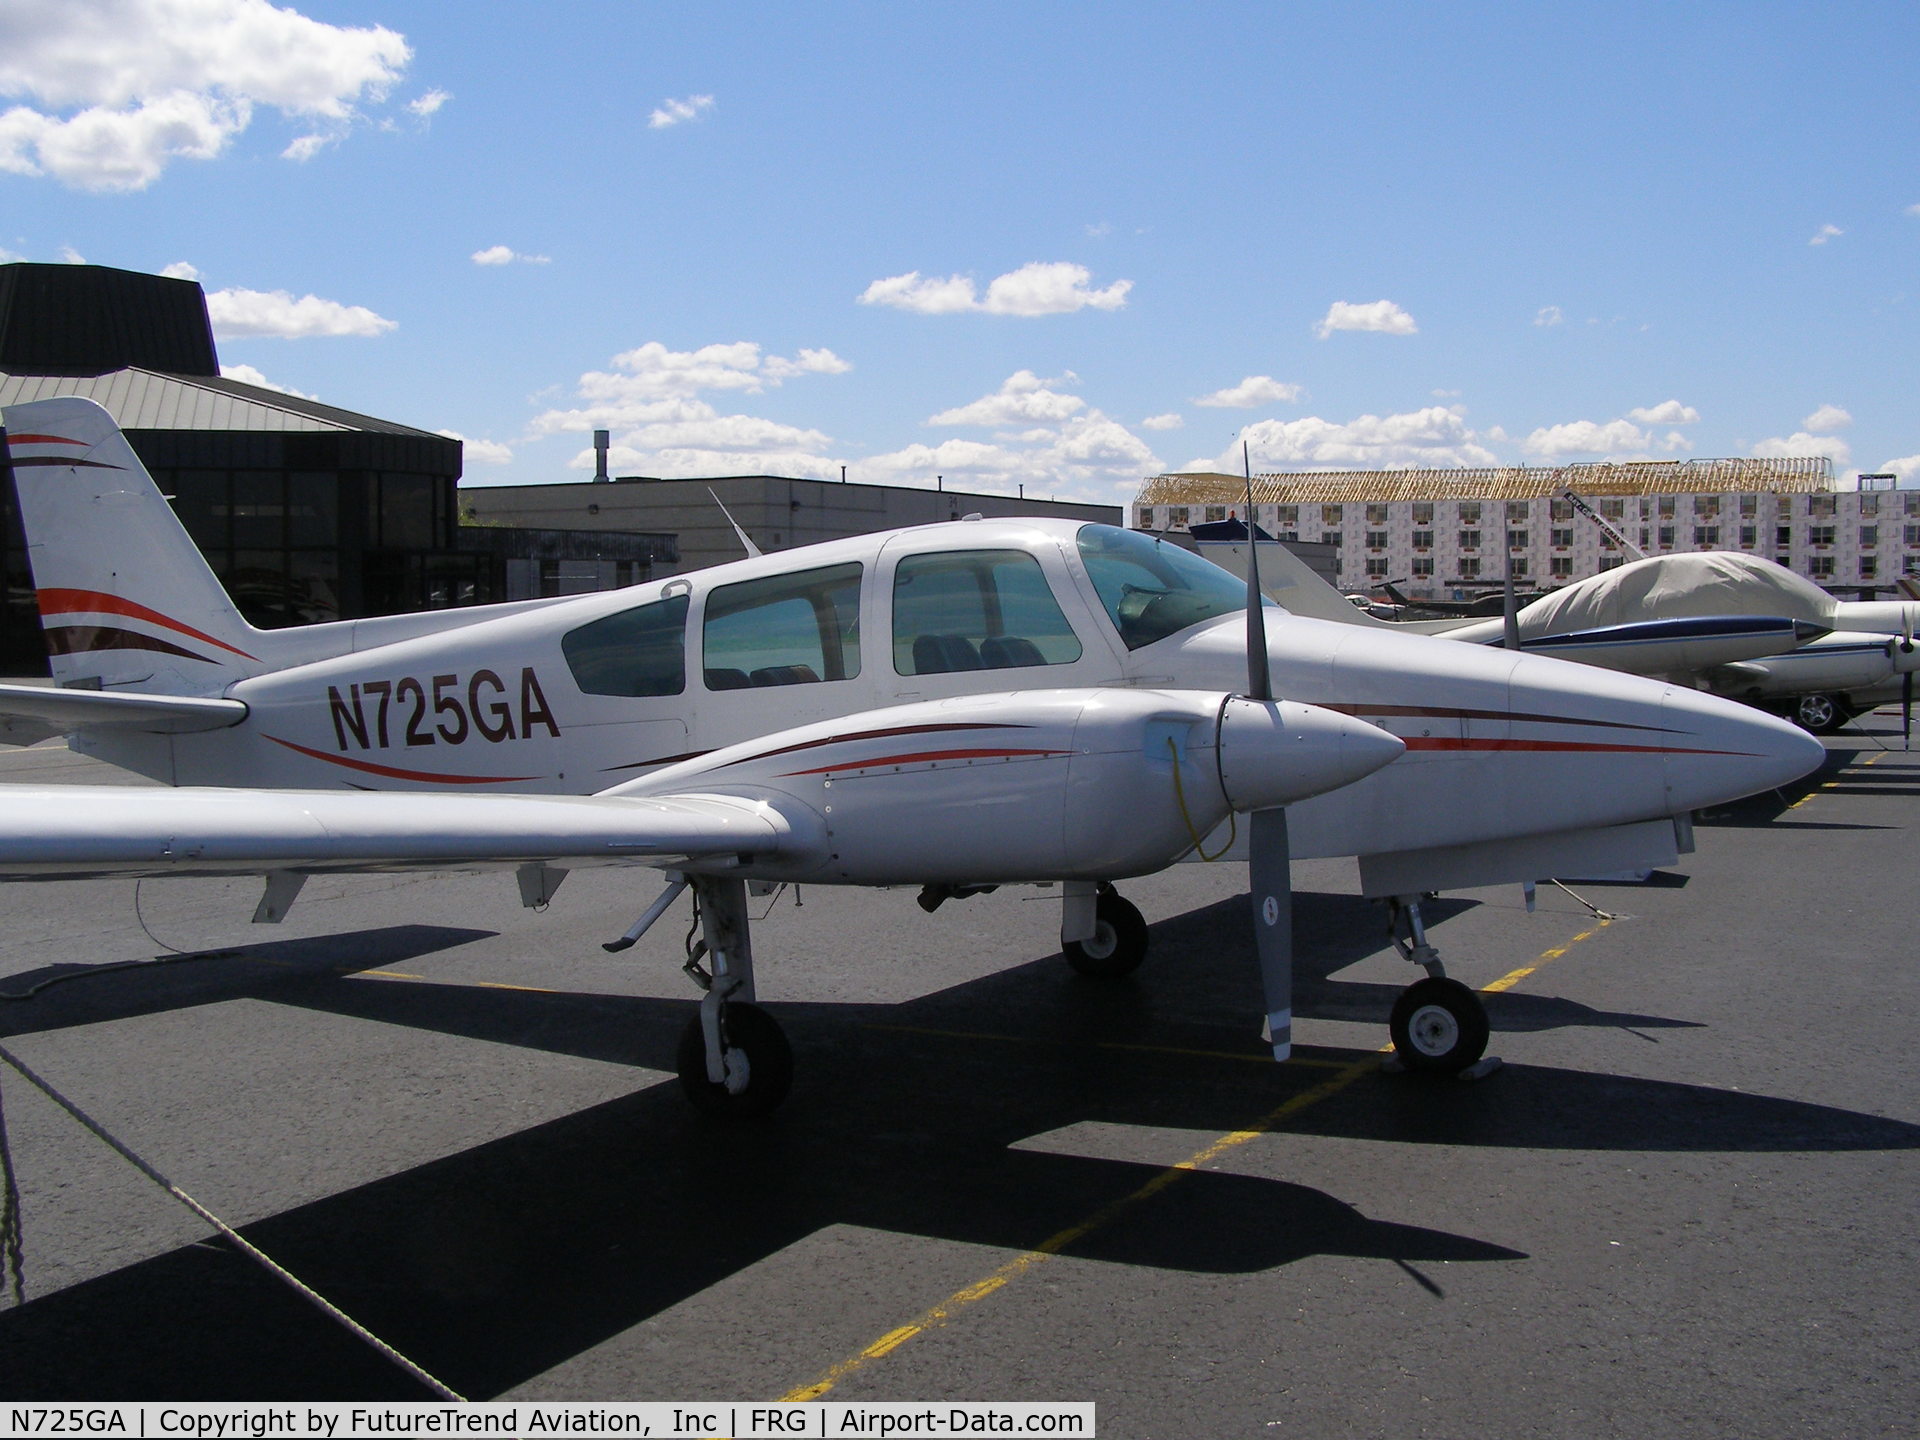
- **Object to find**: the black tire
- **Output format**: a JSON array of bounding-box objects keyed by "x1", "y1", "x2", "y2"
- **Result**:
[
  {"x1": 676, "y1": 1001, "x2": 793, "y2": 1118},
  {"x1": 1389, "y1": 977, "x2": 1490, "y2": 1075},
  {"x1": 1064, "y1": 891, "x2": 1149, "y2": 978},
  {"x1": 1791, "y1": 692, "x2": 1848, "y2": 734}
]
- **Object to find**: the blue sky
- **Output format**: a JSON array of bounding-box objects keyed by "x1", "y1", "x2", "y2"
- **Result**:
[{"x1": 4, "y1": 1, "x2": 1917, "y2": 506}]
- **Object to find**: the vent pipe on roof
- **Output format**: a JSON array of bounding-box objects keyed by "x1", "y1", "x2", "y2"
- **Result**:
[{"x1": 593, "y1": 429, "x2": 610, "y2": 483}]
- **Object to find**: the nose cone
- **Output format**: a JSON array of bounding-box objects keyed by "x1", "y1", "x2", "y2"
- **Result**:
[
  {"x1": 1659, "y1": 685, "x2": 1825, "y2": 811},
  {"x1": 1218, "y1": 698, "x2": 1405, "y2": 811}
]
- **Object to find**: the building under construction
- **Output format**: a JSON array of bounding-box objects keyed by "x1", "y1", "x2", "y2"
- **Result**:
[{"x1": 1135, "y1": 458, "x2": 1915, "y2": 596}]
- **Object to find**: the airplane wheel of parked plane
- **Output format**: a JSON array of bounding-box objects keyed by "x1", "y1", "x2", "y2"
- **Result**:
[
  {"x1": 1389, "y1": 977, "x2": 1490, "y2": 1075},
  {"x1": 1790, "y1": 693, "x2": 1848, "y2": 734},
  {"x1": 676, "y1": 1002, "x2": 793, "y2": 1118},
  {"x1": 1064, "y1": 892, "x2": 1149, "y2": 978}
]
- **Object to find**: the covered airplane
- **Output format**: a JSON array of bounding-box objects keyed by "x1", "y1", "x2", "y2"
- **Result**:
[{"x1": 0, "y1": 399, "x2": 1823, "y2": 1114}]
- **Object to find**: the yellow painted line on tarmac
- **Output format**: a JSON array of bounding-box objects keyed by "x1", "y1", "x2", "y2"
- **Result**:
[
  {"x1": 359, "y1": 969, "x2": 426, "y2": 981},
  {"x1": 1790, "y1": 748, "x2": 1882, "y2": 809},
  {"x1": 785, "y1": 917, "x2": 1613, "y2": 1402}
]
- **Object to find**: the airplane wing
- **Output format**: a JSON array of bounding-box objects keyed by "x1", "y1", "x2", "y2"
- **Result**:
[
  {"x1": 1444, "y1": 613, "x2": 1818, "y2": 674},
  {"x1": 0, "y1": 681, "x2": 248, "y2": 740},
  {"x1": 0, "y1": 786, "x2": 796, "y2": 880}
]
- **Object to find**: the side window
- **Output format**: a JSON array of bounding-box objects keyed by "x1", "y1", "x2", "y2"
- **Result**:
[
  {"x1": 893, "y1": 550, "x2": 1083, "y2": 675},
  {"x1": 562, "y1": 593, "x2": 687, "y2": 697},
  {"x1": 703, "y1": 563, "x2": 863, "y2": 689}
]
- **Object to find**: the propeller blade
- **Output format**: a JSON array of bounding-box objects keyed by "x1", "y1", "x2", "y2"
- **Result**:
[
  {"x1": 1249, "y1": 806, "x2": 1293, "y2": 1060},
  {"x1": 1243, "y1": 443, "x2": 1272, "y2": 702},
  {"x1": 1905, "y1": 670, "x2": 1912, "y2": 751}
]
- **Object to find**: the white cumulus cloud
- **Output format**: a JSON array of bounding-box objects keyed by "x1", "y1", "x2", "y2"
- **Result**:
[
  {"x1": 1627, "y1": 400, "x2": 1701, "y2": 425},
  {"x1": 1140, "y1": 413, "x2": 1184, "y2": 431},
  {"x1": 1534, "y1": 306, "x2": 1563, "y2": 327},
  {"x1": 471, "y1": 244, "x2": 550, "y2": 266},
  {"x1": 1878, "y1": 453, "x2": 1920, "y2": 485},
  {"x1": 1521, "y1": 418, "x2": 1690, "y2": 460},
  {"x1": 1183, "y1": 407, "x2": 1494, "y2": 472},
  {"x1": 1803, "y1": 404, "x2": 1852, "y2": 433},
  {"x1": 1809, "y1": 223, "x2": 1843, "y2": 246},
  {"x1": 930, "y1": 371, "x2": 1085, "y2": 427},
  {"x1": 1314, "y1": 299, "x2": 1417, "y2": 339},
  {"x1": 648, "y1": 94, "x2": 713, "y2": 129},
  {"x1": 0, "y1": 0, "x2": 412, "y2": 191},
  {"x1": 1193, "y1": 376, "x2": 1302, "y2": 409},
  {"x1": 437, "y1": 429, "x2": 512, "y2": 466},
  {"x1": 858, "y1": 262, "x2": 1131, "y2": 316},
  {"x1": 1752, "y1": 432, "x2": 1851, "y2": 466},
  {"x1": 206, "y1": 286, "x2": 396, "y2": 339},
  {"x1": 220, "y1": 362, "x2": 315, "y2": 398},
  {"x1": 160, "y1": 260, "x2": 199, "y2": 280},
  {"x1": 408, "y1": 89, "x2": 449, "y2": 118}
]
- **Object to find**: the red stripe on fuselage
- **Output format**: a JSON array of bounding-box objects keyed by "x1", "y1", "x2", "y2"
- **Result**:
[
  {"x1": 1400, "y1": 737, "x2": 1758, "y2": 756},
  {"x1": 36, "y1": 588, "x2": 257, "y2": 661},
  {"x1": 779, "y1": 746, "x2": 1070, "y2": 777},
  {"x1": 264, "y1": 734, "x2": 543, "y2": 785}
]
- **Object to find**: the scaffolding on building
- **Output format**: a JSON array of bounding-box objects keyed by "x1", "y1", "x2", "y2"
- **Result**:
[{"x1": 1136, "y1": 457, "x2": 1833, "y2": 508}]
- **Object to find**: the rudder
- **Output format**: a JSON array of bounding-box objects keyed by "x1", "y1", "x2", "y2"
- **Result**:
[{"x1": 3, "y1": 396, "x2": 271, "y2": 694}]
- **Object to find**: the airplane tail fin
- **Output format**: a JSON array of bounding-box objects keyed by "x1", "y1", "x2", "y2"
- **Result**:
[{"x1": 3, "y1": 396, "x2": 274, "y2": 695}]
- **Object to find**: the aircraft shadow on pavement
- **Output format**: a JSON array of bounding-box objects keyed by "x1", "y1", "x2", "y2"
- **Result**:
[{"x1": 3, "y1": 894, "x2": 1918, "y2": 1400}]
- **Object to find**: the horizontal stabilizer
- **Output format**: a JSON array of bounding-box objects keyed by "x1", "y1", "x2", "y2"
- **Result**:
[
  {"x1": 0, "y1": 682, "x2": 249, "y2": 735},
  {"x1": 0, "y1": 786, "x2": 799, "y2": 880}
]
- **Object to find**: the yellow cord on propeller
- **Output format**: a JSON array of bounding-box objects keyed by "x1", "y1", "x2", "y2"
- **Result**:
[{"x1": 1168, "y1": 734, "x2": 1236, "y2": 861}]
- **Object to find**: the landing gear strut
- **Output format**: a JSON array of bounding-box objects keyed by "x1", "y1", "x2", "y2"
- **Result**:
[
  {"x1": 1062, "y1": 882, "x2": 1149, "y2": 978},
  {"x1": 671, "y1": 876, "x2": 793, "y2": 1118},
  {"x1": 1383, "y1": 896, "x2": 1490, "y2": 1075}
]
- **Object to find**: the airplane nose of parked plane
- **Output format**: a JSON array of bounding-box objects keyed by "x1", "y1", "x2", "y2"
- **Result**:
[
  {"x1": 1658, "y1": 684, "x2": 1826, "y2": 812},
  {"x1": 1216, "y1": 697, "x2": 1406, "y2": 812}
]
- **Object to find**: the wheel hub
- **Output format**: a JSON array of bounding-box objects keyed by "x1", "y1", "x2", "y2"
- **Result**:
[{"x1": 1408, "y1": 1004, "x2": 1460, "y2": 1057}]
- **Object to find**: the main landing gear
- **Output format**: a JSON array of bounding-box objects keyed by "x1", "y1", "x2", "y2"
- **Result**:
[
  {"x1": 1061, "y1": 882, "x2": 1149, "y2": 978},
  {"x1": 1384, "y1": 896, "x2": 1491, "y2": 1076},
  {"x1": 608, "y1": 875, "x2": 795, "y2": 1119}
]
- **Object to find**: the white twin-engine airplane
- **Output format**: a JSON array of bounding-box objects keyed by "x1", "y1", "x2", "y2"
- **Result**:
[{"x1": 0, "y1": 398, "x2": 1822, "y2": 1115}]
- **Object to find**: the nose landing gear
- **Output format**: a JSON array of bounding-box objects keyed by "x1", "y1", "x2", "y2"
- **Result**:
[{"x1": 1384, "y1": 896, "x2": 1493, "y2": 1076}]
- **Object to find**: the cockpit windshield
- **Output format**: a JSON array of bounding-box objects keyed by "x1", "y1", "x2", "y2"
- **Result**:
[{"x1": 1076, "y1": 524, "x2": 1261, "y2": 649}]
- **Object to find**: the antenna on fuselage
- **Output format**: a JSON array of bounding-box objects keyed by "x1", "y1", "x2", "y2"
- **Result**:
[{"x1": 708, "y1": 488, "x2": 764, "y2": 560}]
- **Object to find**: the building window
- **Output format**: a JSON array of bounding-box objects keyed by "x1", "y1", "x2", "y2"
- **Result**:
[
  {"x1": 1694, "y1": 525, "x2": 1719, "y2": 547},
  {"x1": 1550, "y1": 556, "x2": 1574, "y2": 579},
  {"x1": 1776, "y1": 525, "x2": 1793, "y2": 547},
  {"x1": 1365, "y1": 530, "x2": 1388, "y2": 549},
  {"x1": 1169, "y1": 507, "x2": 1189, "y2": 528},
  {"x1": 1507, "y1": 529, "x2": 1528, "y2": 550},
  {"x1": 1640, "y1": 527, "x2": 1652, "y2": 549},
  {"x1": 1808, "y1": 525, "x2": 1836, "y2": 547},
  {"x1": 1807, "y1": 556, "x2": 1835, "y2": 579},
  {"x1": 1511, "y1": 558, "x2": 1530, "y2": 579},
  {"x1": 1658, "y1": 496, "x2": 1676, "y2": 519},
  {"x1": 1551, "y1": 498, "x2": 1573, "y2": 521},
  {"x1": 1906, "y1": 524, "x2": 1920, "y2": 547},
  {"x1": 1204, "y1": 506, "x2": 1226, "y2": 522},
  {"x1": 1365, "y1": 557, "x2": 1390, "y2": 578},
  {"x1": 1861, "y1": 555, "x2": 1878, "y2": 579},
  {"x1": 1323, "y1": 531, "x2": 1342, "y2": 549},
  {"x1": 1506, "y1": 501, "x2": 1530, "y2": 523},
  {"x1": 1906, "y1": 494, "x2": 1920, "y2": 517},
  {"x1": 1459, "y1": 529, "x2": 1480, "y2": 550},
  {"x1": 1411, "y1": 557, "x2": 1434, "y2": 578},
  {"x1": 1322, "y1": 505, "x2": 1344, "y2": 525},
  {"x1": 1412, "y1": 529, "x2": 1433, "y2": 550},
  {"x1": 1459, "y1": 501, "x2": 1481, "y2": 524},
  {"x1": 1859, "y1": 493, "x2": 1880, "y2": 516},
  {"x1": 1808, "y1": 495, "x2": 1836, "y2": 518},
  {"x1": 1657, "y1": 526, "x2": 1675, "y2": 548},
  {"x1": 1412, "y1": 502, "x2": 1434, "y2": 524},
  {"x1": 1860, "y1": 524, "x2": 1878, "y2": 546},
  {"x1": 1366, "y1": 503, "x2": 1389, "y2": 524},
  {"x1": 1277, "y1": 505, "x2": 1298, "y2": 526},
  {"x1": 1739, "y1": 525, "x2": 1757, "y2": 548},
  {"x1": 1599, "y1": 555, "x2": 1624, "y2": 572},
  {"x1": 1694, "y1": 495, "x2": 1720, "y2": 518},
  {"x1": 1458, "y1": 557, "x2": 1481, "y2": 579},
  {"x1": 1739, "y1": 494, "x2": 1758, "y2": 518},
  {"x1": 1550, "y1": 527, "x2": 1574, "y2": 548},
  {"x1": 1600, "y1": 498, "x2": 1625, "y2": 520}
]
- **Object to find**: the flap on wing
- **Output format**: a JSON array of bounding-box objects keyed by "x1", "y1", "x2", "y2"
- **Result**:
[
  {"x1": 0, "y1": 681, "x2": 247, "y2": 734},
  {"x1": 0, "y1": 786, "x2": 809, "y2": 879}
]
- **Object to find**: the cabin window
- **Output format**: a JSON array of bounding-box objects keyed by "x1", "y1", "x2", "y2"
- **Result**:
[
  {"x1": 1076, "y1": 523, "x2": 1254, "y2": 650},
  {"x1": 562, "y1": 594, "x2": 688, "y2": 697},
  {"x1": 702, "y1": 563, "x2": 863, "y2": 690},
  {"x1": 892, "y1": 550, "x2": 1084, "y2": 675}
]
